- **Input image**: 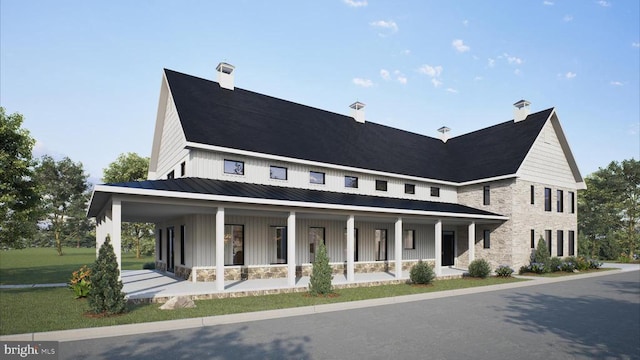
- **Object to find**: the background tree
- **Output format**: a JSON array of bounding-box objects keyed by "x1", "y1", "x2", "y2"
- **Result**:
[
  {"x1": 35, "y1": 155, "x2": 90, "y2": 255},
  {"x1": 579, "y1": 159, "x2": 640, "y2": 259},
  {"x1": 0, "y1": 108, "x2": 40, "y2": 249},
  {"x1": 102, "y1": 152, "x2": 154, "y2": 258}
]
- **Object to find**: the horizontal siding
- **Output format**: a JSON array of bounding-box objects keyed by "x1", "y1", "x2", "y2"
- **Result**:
[{"x1": 190, "y1": 149, "x2": 457, "y2": 202}]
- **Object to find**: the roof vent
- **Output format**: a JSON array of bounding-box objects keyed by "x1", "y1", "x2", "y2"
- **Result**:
[
  {"x1": 513, "y1": 99, "x2": 531, "y2": 122},
  {"x1": 216, "y1": 62, "x2": 235, "y2": 90},
  {"x1": 438, "y1": 126, "x2": 451, "y2": 143},
  {"x1": 350, "y1": 101, "x2": 366, "y2": 123}
]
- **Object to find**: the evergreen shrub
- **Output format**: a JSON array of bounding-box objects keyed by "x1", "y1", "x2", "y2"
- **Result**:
[
  {"x1": 88, "y1": 237, "x2": 126, "y2": 315},
  {"x1": 468, "y1": 259, "x2": 491, "y2": 278},
  {"x1": 409, "y1": 260, "x2": 435, "y2": 285}
]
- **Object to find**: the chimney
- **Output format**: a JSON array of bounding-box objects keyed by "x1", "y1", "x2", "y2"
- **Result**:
[
  {"x1": 350, "y1": 101, "x2": 366, "y2": 123},
  {"x1": 438, "y1": 126, "x2": 451, "y2": 143},
  {"x1": 513, "y1": 99, "x2": 531, "y2": 122},
  {"x1": 216, "y1": 62, "x2": 235, "y2": 90}
]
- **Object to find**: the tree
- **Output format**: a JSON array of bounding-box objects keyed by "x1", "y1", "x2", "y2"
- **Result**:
[
  {"x1": 35, "y1": 155, "x2": 90, "y2": 255},
  {"x1": 532, "y1": 236, "x2": 550, "y2": 265},
  {"x1": 0, "y1": 108, "x2": 40, "y2": 249},
  {"x1": 102, "y1": 152, "x2": 155, "y2": 258},
  {"x1": 88, "y1": 236, "x2": 126, "y2": 315},
  {"x1": 579, "y1": 159, "x2": 640, "y2": 259},
  {"x1": 309, "y1": 241, "x2": 333, "y2": 296}
]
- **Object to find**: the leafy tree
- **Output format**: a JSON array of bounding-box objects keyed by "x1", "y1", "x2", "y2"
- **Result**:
[
  {"x1": 35, "y1": 155, "x2": 90, "y2": 255},
  {"x1": 309, "y1": 241, "x2": 333, "y2": 296},
  {"x1": 579, "y1": 159, "x2": 640, "y2": 259},
  {"x1": 0, "y1": 108, "x2": 40, "y2": 249},
  {"x1": 88, "y1": 237, "x2": 126, "y2": 315},
  {"x1": 102, "y1": 152, "x2": 154, "y2": 258}
]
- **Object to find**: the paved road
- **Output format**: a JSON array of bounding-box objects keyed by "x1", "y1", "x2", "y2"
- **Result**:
[{"x1": 60, "y1": 271, "x2": 640, "y2": 360}]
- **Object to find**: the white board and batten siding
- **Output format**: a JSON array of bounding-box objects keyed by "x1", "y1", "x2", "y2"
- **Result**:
[
  {"x1": 154, "y1": 94, "x2": 189, "y2": 180},
  {"x1": 189, "y1": 149, "x2": 457, "y2": 202}
]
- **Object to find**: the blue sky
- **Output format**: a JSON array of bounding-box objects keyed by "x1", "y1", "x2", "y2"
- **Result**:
[{"x1": 1, "y1": 0, "x2": 638, "y2": 185}]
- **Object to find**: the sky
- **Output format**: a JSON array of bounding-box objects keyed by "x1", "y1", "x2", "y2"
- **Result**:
[{"x1": 1, "y1": 0, "x2": 639, "y2": 186}]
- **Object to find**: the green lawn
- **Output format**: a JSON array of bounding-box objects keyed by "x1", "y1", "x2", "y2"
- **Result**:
[
  {"x1": 0, "y1": 247, "x2": 154, "y2": 285},
  {"x1": 0, "y1": 276, "x2": 525, "y2": 335}
]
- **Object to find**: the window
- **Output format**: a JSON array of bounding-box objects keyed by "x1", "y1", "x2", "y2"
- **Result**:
[
  {"x1": 483, "y1": 186, "x2": 490, "y2": 205},
  {"x1": 375, "y1": 180, "x2": 387, "y2": 191},
  {"x1": 167, "y1": 227, "x2": 174, "y2": 272},
  {"x1": 431, "y1": 187, "x2": 440, "y2": 197},
  {"x1": 569, "y1": 192, "x2": 575, "y2": 213},
  {"x1": 530, "y1": 185, "x2": 535, "y2": 204},
  {"x1": 557, "y1": 230, "x2": 564, "y2": 256},
  {"x1": 531, "y1": 229, "x2": 535, "y2": 249},
  {"x1": 545, "y1": 230, "x2": 552, "y2": 256},
  {"x1": 309, "y1": 227, "x2": 325, "y2": 263},
  {"x1": 180, "y1": 162, "x2": 186, "y2": 177},
  {"x1": 405, "y1": 183, "x2": 415, "y2": 194},
  {"x1": 483, "y1": 230, "x2": 491, "y2": 249},
  {"x1": 345, "y1": 176, "x2": 358, "y2": 188},
  {"x1": 180, "y1": 225, "x2": 185, "y2": 265},
  {"x1": 375, "y1": 229, "x2": 387, "y2": 260},
  {"x1": 557, "y1": 190, "x2": 564, "y2": 212},
  {"x1": 404, "y1": 230, "x2": 415, "y2": 249},
  {"x1": 167, "y1": 170, "x2": 175, "y2": 179},
  {"x1": 270, "y1": 166, "x2": 287, "y2": 180},
  {"x1": 224, "y1": 159, "x2": 244, "y2": 175},
  {"x1": 544, "y1": 188, "x2": 552, "y2": 211},
  {"x1": 569, "y1": 231, "x2": 575, "y2": 256},
  {"x1": 272, "y1": 226, "x2": 287, "y2": 264},
  {"x1": 310, "y1": 171, "x2": 325, "y2": 184},
  {"x1": 158, "y1": 229, "x2": 163, "y2": 260},
  {"x1": 224, "y1": 225, "x2": 244, "y2": 265}
]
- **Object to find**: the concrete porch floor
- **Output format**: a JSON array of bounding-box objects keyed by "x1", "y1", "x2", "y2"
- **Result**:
[{"x1": 123, "y1": 267, "x2": 467, "y2": 302}]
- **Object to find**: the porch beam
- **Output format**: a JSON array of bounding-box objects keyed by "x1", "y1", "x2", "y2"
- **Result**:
[
  {"x1": 346, "y1": 215, "x2": 355, "y2": 282},
  {"x1": 395, "y1": 217, "x2": 402, "y2": 279},
  {"x1": 215, "y1": 207, "x2": 225, "y2": 292},
  {"x1": 435, "y1": 220, "x2": 442, "y2": 276},
  {"x1": 468, "y1": 221, "x2": 476, "y2": 264},
  {"x1": 287, "y1": 211, "x2": 296, "y2": 287}
]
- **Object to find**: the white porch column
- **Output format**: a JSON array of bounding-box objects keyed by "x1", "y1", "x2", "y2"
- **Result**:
[
  {"x1": 112, "y1": 198, "x2": 122, "y2": 277},
  {"x1": 287, "y1": 211, "x2": 296, "y2": 287},
  {"x1": 435, "y1": 220, "x2": 442, "y2": 276},
  {"x1": 95, "y1": 214, "x2": 105, "y2": 258},
  {"x1": 395, "y1": 217, "x2": 403, "y2": 279},
  {"x1": 468, "y1": 221, "x2": 476, "y2": 264},
  {"x1": 215, "y1": 207, "x2": 225, "y2": 292},
  {"x1": 346, "y1": 215, "x2": 355, "y2": 282}
]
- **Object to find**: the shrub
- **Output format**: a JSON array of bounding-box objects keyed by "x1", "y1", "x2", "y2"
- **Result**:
[
  {"x1": 69, "y1": 265, "x2": 91, "y2": 298},
  {"x1": 588, "y1": 259, "x2": 603, "y2": 269},
  {"x1": 309, "y1": 241, "x2": 333, "y2": 296},
  {"x1": 409, "y1": 260, "x2": 435, "y2": 285},
  {"x1": 548, "y1": 257, "x2": 563, "y2": 273},
  {"x1": 142, "y1": 262, "x2": 155, "y2": 270},
  {"x1": 518, "y1": 265, "x2": 530, "y2": 275},
  {"x1": 468, "y1": 259, "x2": 491, "y2": 278},
  {"x1": 560, "y1": 261, "x2": 576, "y2": 272},
  {"x1": 532, "y1": 237, "x2": 550, "y2": 265},
  {"x1": 495, "y1": 265, "x2": 514, "y2": 277},
  {"x1": 574, "y1": 256, "x2": 590, "y2": 271},
  {"x1": 529, "y1": 262, "x2": 547, "y2": 274},
  {"x1": 88, "y1": 237, "x2": 126, "y2": 315}
]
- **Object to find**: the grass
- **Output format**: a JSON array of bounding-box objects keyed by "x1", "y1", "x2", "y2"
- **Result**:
[
  {"x1": 0, "y1": 276, "x2": 524, "y2": 335},
  {"x1": 0, "y1": 247, "x2": 154, "y2": 285}
]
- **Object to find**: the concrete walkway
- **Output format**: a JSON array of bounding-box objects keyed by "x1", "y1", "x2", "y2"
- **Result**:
[{"x1": 1, "y1": 263, "x2": 637, "y2": 342}]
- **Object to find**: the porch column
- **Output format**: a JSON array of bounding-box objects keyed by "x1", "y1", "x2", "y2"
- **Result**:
[
  {"x1": 394, "y1": 217, "x2": 403, "y2": 279},
  {"x1": 468, "y1": 222, "x2": 476, "y2": 264},
  {"x1": 346, "y1": 215, "x2": 355, "y2": 282},
  {"x1": 95, "y1": 213, "x2": 105, "y2": 258},
  {"x1": 287, "y1": 211, "x2": 296, "y2": 287},
  {"x1": 112, "y1": 198, "x2": 122, "y2": 278},
  {"x1": 215, "y1": 207, "x2": 225, "y2": 292},
  {"x1": 434, "y1": 220, "x2": 442, "y2": 276}
]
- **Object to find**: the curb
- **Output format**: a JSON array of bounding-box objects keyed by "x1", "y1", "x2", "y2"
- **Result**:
[{"x1": 2, "y1": 267, "x2": 636, "y2": 342}]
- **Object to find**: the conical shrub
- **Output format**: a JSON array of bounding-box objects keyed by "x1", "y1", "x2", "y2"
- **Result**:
[
  {"x1": 88, "y1": 236, "x2": 126, "y2": 315},
  {"x1": 309, "y1": 241, "x2": 333, "y2": 296}
]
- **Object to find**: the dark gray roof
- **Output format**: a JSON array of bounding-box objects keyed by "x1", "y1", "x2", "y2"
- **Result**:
[
  {"x1": 100, "y1": 178, "x2": 501, "y2": 217},
  {"x1": 165, "y1": 69, "x2": 553, "y2": 183}
]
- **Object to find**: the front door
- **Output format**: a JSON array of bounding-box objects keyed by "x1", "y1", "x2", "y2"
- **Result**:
[
  {"x1": 442, "y1": 231, "x2": 455, "y2": 266},
  {"x1": 167, "y1": 227, "x2": 175, "y2": 272}
]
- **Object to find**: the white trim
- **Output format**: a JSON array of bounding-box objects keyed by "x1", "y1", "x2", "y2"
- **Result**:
[
  {"x1": 458, "y1": 174, "x2": 518, "y2": 186},
  {"x1": 91, "y1": 185, "x2": 509, "y2": 221}
]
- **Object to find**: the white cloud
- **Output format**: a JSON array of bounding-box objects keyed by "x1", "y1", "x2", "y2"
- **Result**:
[
  {"x1": 565, "y1": 72, "x2": 577, "y2": 79},
  {"x1": 463, "y1": 20, "x2": 469, "y2": 26},
  {"x1": 505, "y1": 54, "x2": 523, "y2": 65},
  {"x1": 632, "y1": 42, "x2": 640, "y2": 48},
  {"x1": 418, "y1": 64, "x2": 443, "y2": 77},
  {"x1": 352, "y1": 78, "x2": 373, "y2": 87},
  {"x1": 343, "y1": 0, "x2": 367, "y2": 7},
  {"x1": 431, "y1": 78, "x2": 443, "y2": 87},
  {"x1": 488, "y1": 58, "x2": 496, "y2": 67},
  {"x1": 380, "y1": 69, "x2": 391, "y2": 81},
  {"x1": 402, "y1": 49, "x2": 411, "y2": 55},
  {"x1": 610, "y1": 81, "x2": 623, "y2": 86},
  {"x1": 397, "y1": 75, "x2": 408, "y2": 84},
  {"x1": 474, "y1": 76, "x2": 483, "y2": 81},
  {"x1": 452, "y1": 39, "x2": 470, "y2": 53},
  {"x1": 370, "y1": 20, "x2": 398, "y2": 33},
  {"x1": 597, "y1": 0, "x2": 611, "y2": 7},
  {"x1": 543, "y1": 1, "x2": 554, "y2": 5},
  {"x1": 563, "y1": 15, "x2": 574, "y2": 22},
  {"x1": 446, "y1": 88, "x2": 458, "y2": 93}
]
